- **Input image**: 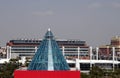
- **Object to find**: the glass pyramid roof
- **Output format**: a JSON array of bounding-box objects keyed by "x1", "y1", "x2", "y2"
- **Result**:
[{"x1": 28, "y1": 28, "x2": 70, "y2": 70}]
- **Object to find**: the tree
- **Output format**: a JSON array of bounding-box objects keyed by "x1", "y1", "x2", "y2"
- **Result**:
[
  {"x1": 81, "y1": 73, "x2": 90, "y2": 78},
  {"x1": 89, "y1": 66, "x2": 104, "y2": 78},
  {"x1": 111, "y1": 68, "x2": 120, "y2": 78},
  {"x1": 0, "y1": 59, "x2": 19, "y2": 78}
]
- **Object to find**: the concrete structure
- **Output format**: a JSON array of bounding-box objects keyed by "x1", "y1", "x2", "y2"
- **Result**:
[
  {"x1": 0, "y1": 46, "x2": 120, "y2": 72},
  {"x1": 67, "y1": 47, "x2": 120, "y2": 72}
]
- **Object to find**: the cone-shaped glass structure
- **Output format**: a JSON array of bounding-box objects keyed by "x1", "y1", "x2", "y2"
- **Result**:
[{"x1": 28, "y1": 29, "x2": 70, "y2": 70}]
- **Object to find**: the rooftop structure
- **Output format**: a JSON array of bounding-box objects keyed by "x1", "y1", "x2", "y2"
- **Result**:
[{"x1": 27, "y1": 29, "x2": 70, "y2": 70}]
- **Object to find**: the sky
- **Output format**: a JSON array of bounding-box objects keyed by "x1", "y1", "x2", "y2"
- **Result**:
[{"x1": 0, "y1": 0, "x2": 120, "y2": 47}]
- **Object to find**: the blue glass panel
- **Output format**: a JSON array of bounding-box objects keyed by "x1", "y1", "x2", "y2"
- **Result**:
[{"x1": 28, "y1": 29, "x2": 70, "y2": 70}]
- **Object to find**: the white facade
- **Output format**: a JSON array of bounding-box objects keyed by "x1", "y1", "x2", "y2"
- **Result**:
[{"x1": 6, "y1": 45, "x2": 89, "y2": 59}]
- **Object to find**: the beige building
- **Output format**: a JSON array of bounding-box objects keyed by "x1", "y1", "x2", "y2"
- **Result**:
[
  {"x1": 111, "y1": 36, "x2": 120, "y2": 57},
  {"x1": 99, "y1": 36, "x2": 120, "y2": 60}
]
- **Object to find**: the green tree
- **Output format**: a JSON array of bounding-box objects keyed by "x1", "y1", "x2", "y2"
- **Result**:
[
  {"x1": 89, "y1": 66, "x2": 104, "y2": 78},
  {"x1": 81, "y1": 73, "x2": 90, "y2": 78},
  {"x1": 0, "y1": 59, "x2": 19, "y2": 78},
  {"x1": 112, "y1": 68, "x2": 120, "y2": 78}
]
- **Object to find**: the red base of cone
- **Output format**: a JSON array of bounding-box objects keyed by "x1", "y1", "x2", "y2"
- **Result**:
[{"x1": 14, "y1": 70, "x2": 80, "y2": 78}]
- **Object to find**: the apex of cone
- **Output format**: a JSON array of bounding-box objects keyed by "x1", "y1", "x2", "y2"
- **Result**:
[{"x1": 48, "y1": 28, "x2": 51, "y2": 31}]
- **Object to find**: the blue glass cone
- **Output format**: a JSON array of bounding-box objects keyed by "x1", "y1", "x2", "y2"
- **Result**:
[{"x1": 27, "y1": 29, "x2": 70, "y2": 70}]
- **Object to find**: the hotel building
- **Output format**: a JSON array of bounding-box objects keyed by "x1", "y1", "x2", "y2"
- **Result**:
[{"x1": 6, "y1": 39, "x2": 90, "y2": 60}]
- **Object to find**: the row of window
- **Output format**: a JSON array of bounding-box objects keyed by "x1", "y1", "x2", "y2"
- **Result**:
[
  {"x1": 12, "y1": 46, "x2": 36, "y2": 48},
  {"x1": 11, "y1": 49, "x2": 35, "y2": 51},
  {"x1": 12, "y1": 52, "x2": 35, "y2": 53}
]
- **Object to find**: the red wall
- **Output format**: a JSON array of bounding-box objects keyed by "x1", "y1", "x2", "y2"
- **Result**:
[{"x1": 14, "y1": 70, "x2": 80, "y2": 78}]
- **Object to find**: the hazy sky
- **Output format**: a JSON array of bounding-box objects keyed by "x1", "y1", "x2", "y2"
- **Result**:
[{"x1": 0, "y1": 0, "x2": 120, "y2": 47}]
